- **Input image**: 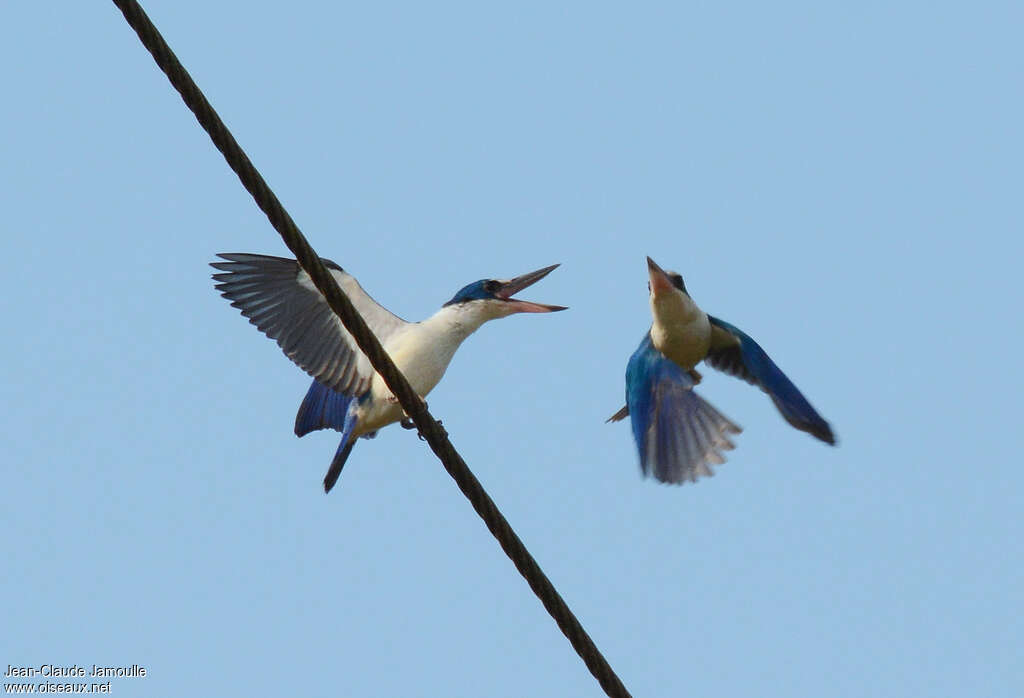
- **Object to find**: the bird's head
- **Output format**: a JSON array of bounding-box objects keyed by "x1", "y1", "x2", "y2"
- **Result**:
[
  {"x1": 443, "y1": 264, "x2": 567, "y2": 319},
  {"x1": 646, "y1": 256, "x2": 688, "y2": 298},
  {"x1": 646, "y1": 256, "x2": 702, "y2": 327}
]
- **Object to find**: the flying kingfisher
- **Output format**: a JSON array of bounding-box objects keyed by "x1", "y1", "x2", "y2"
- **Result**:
[
  {"x1": 212, "y1": 253, "x2": 566, "y2": 492},
  {"x1": 609, "y1": 256, "x2": 835, "y2": 484}
]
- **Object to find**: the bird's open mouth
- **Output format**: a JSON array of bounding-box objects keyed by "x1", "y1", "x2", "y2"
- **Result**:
[{"x1": 497, "y1": 264, "x2": 568, "y2": 313}]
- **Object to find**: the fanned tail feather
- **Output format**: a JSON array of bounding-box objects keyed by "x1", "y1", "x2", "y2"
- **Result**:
[
  {"x1": 624, "y1": 334, "x2": 742, "y2": 484},
  {"x1": 645, "y1": 382, "x2": 740, "y2": 483}
]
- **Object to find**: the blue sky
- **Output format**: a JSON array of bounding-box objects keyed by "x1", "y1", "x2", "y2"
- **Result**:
[{"x1": 3, "y1": 2, "x2": 1022, "y2": 696}]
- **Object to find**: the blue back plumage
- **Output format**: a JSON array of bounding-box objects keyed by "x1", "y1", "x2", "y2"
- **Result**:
[
  {"x1": 294, "y1": 378, "x2": 357, "y2": 437},
  {"x1": 626, "y1": 335, "x2": 688, "y2": 466},
  {"x1": 707, "y1": 316, "x2": 835, "y2": 445},
  {"x1": 625, "y1": 333, "x2": 740, "y2": 483}
]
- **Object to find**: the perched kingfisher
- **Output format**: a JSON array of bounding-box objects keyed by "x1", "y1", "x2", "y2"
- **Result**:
[
  {"x1": 212, "y1": 253, "x2": 566, "y2": 492},
  {"x1": 609, "y1": 257, "x2": 835, "y2": 484}
]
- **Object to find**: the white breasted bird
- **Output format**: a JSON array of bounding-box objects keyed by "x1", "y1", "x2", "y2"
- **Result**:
[
  {"x1": 212, "y1": 254, "x2": 566, "y2": 492},
  {"x1": 609, "y1": 257, "x2": 835, "y2": 484}
]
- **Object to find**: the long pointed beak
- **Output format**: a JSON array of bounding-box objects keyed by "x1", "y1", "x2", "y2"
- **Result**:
[
  {"x1": 647, "y1": 256, "x2": 674, "y2": 296},
  {"x1": 497, "y1": 264, "x2": 568, "y2": 313}
]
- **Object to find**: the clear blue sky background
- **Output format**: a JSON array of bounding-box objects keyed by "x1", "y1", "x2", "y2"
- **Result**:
[{"x1": 3, "y1": 2, "x2": 1021, "y2": 696}]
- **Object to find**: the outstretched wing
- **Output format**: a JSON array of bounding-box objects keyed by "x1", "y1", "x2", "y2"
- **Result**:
[
  {"x1": 706, "y1": 315, "x2": 836, "y2": 445},
  {"x1": 211, "y1": 253, "x2": 407, "y2": 395},
  {"x1": 622, "y1": 333, "x2": 741, "y2": 484}
]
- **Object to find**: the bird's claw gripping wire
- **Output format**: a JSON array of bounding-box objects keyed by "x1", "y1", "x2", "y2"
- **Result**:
[{"x1": 400, "y1": 416, "x2": 445, "y2": 441}]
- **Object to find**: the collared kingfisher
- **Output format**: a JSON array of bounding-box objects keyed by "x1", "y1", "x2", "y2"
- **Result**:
[
  {"x1": 212, "y1": 254, "x2": 566, "y2": 492},
  {"x1": 609, "y1": 257, "x2": 835, "y2": 484}
]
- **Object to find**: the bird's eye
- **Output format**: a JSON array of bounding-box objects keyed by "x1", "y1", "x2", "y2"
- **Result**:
[
  {"x1": 484, "y1": 280, "x2": 500, "y2": 294},
  {"x1": 670, "y1": 274, "x2": 686, "y2": 292}
]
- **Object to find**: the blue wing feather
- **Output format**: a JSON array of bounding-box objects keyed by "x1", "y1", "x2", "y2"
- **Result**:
[
  {"x1": 706, "y1": 316, "x2": 836, "y2": 445},
  {"x1": 625, "y1": 334, "x2": 741, "y2": 484},
  {"x1": 295, "y1": 379, "x2": 357, "y2": 436},
  {"x1": 293, "y1": 378, "x2": 362, "y2": 492}
]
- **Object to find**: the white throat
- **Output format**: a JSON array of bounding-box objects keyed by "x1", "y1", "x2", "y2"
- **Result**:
[
  {"x1": 649, "y1": 290, "x2": 711, "y2": 369},
  {"x1": 353, "y1": 301, "x2": 503, "y2": 435}
]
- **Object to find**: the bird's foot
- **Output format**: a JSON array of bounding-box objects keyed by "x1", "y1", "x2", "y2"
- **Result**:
[
  {"x1": 417, "y1": 420, "x2": 445, "y2": 441},
  {"x1": 392, "y1": 396, "x2": 435, "y2": 438}
]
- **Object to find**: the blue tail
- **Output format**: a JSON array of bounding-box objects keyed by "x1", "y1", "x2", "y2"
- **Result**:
[
  {"x1": 294, "y1": 379, "x2": 361, "y2": 493},
  {"x1": 323, "y1": 438, "x2": 356, "y2": 493},
  {"x1": 625, "y1": 334, "x2": 742, "y2": 484}
]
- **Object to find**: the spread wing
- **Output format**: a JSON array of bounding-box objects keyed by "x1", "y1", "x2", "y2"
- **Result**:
[
  {"x1": 211, "y1": 253, "x2": 407, "y2": 395},
  {"x1": 706, "y1": 315, "x2": 835, "y2": 445}
]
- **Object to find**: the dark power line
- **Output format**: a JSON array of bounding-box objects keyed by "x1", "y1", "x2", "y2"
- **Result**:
[{"x1": 110, "y1": 2, "x2": 631, "y2": 696}]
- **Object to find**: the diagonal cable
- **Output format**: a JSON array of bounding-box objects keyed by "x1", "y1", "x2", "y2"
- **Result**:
[{"x1": 110, "y1": 2, "x2": 631, "y2": 696}]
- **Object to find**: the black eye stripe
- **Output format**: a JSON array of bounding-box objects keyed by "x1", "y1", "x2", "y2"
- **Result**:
[{"x1": 484, "y1": 280, "x2": 500, "y2": 294}]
